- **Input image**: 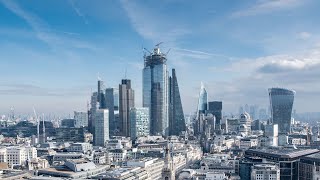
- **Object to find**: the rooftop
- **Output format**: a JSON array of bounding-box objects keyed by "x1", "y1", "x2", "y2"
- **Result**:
[{"x1": 246, "y1": 148, "x2": 319, "y2": 159}]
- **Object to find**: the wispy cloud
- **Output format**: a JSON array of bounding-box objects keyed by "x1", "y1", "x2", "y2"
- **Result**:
[
  {"x1": 120, "y1": 0, "x2": 190, "y2": 43},
  {"x1": 68, "y1": 0, "x2": 89, "y2": 25},
  {"x1": 173, "y1": 48, "x2": 236, "y2": 61},
  {"x1": 231, "y1": 0, "x2": 305, "y2": 17}
]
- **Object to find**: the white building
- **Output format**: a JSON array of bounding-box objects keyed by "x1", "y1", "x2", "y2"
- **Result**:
[
  {"x1": 240, "y1": 137, "x2": 258, "y2": 149},
  {"x1": 265, "y1": 124, "x2": 278, "y2": 147},
  {"x1": 0, "y1": 148, "x2": 7, "y2": 163},
  {"x1": 251, "y1": 164, "x2": 280, "y2": 180},
  {"x1": 67, "y1": 143, "x2": 92, "y2": 153},
  {"x1": 109, "y1": 149, "x2": 127, "y2": 162},
  {"x1": 130, "y1": 107, "x2": 150, "y2": 139},
  {"x1": 126, "y1": 158, "x2": 164, "y2": 180},
  {"x1": 94, "y1": 109, "x2": 109, "y2": 146},
  {"x1": 205, "y1": 171, "x2": 228, "y2": 180},
  {"x1": 5, "y1": 146, "x2": 36, "y2": 167},
  {"x1": 74, "y1": 111, "x2": 88, "y2": 128}
]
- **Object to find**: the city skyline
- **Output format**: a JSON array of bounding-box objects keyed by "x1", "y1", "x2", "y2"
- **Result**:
[{"x1": 1, "y1": 0, "x2": 320, "y2": 115}]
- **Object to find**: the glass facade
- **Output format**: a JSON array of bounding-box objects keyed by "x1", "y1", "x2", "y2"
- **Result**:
[
  {"x1": 143, "y1": 46, "x2": 169, "y2": 136},
  {"x1": 169, "y1": 69, "x2": 186, "y2": 135},
  {"x1": 130, "y1": 107, "x2": 150, "y2": 139},
  {"x1": 94, "y1": 109, "x2": 109, "y2": 146},
  {"x1": 269, "y1": 88, "x2": 295, "y2": 134},
  {"x1": 198, "y1": 82, "x2": 208, "y2": 113}
]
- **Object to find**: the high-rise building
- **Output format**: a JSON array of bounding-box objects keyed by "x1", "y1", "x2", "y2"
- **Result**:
[
  {"x1": 143, "y1": 45, "x2": 169, "y2": 136},
  {"x1": 74, "y1": 111, "x2": 88, "y2": 128},
  {"x1": 119, "y1": 79, "x2": 135, "y2": 137},
  {"x1": 94, "y1": 109, "x2": 109, "y2": 146},
  {"x1": 269, "y1": 88, "x2": 295, "y2": 135},
  {"x1": 88, "y1": 92, "x2": 98, "y2": 135},
  {"x1": 113, "y1": 89, "x2": 119, "y2": 111},
  {"x1": 105, "y1": 88, "x2": 115, "y2": 135},
  {"x1": 130, "y1": 107, "x2": 149, "y2": 139},
  {"x1": 169, "y1": 69, "x2": 186, "y2": 136},
  {"x1": 208, "y1": 101, "x2": 222, "y2": 128},
  {"x1": 197, "y1": 82, "x2": 208, "y2": 114}
]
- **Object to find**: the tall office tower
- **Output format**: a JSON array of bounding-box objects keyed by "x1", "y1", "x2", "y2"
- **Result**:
[
  {"x1": 208, "y1": 101, "x2": 222, "y2": 129},
  {"x1": 97, "y1": 79, "x2": 103, "y2": 102},
  {"x1": 197, "y1": 82, "x2": 208, "y2": 114},
  {"x1": 169, "y1": 69, "x2": 186, "y2": 136},
  {"x1": 105, "y1": 88, "x2": 115, "y2": 135},
  {"x1": 94, "y1": 109, "x2": 109, "y2": 146},
  {"x1": 130, "y1": 107, "x2": 149, "y2": 139},
  {"x1": 88, "y1": 92, "x2": 98, "y2": 134},
  {"x1": 143, "y1": 45, "x2": 169, "y2": 136},
  {"x1": 268, "y1": 88, "x2": 295, "y2": 135},
  {"x1": 119, "y1": 79, "x2": 135, "y2": 137},
  {"x1": 113, "y1": 89, "x2": 119, "y2": 111},
  {"x1": 74, "y1": 111, "x2": 88, "y2": 128}
]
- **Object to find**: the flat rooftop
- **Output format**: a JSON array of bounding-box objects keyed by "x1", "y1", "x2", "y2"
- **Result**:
[{"x1": 246, "y1": 148, "x2": 319, "y2": 159}]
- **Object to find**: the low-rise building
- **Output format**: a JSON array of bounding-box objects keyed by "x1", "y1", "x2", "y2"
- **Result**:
[{"x1": 251, "y1": 163, "x2": 280, "y2": 180}]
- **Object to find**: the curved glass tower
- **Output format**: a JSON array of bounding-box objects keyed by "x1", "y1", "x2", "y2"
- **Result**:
[
  {"x1": 268, "y1": 88, "x2": 295, "y2": 134},
  {"x1": 143, "y1": 46, "x2": 169, "y2": 136},
  {"x1": 197, "y1": 82, "x2": 208, "y2": 113}
]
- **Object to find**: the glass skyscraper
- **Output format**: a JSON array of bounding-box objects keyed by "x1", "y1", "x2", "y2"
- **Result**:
[
  {"x1": 197, "y1": 82, "x2": 208, "y2": 113},
  {"x1": 169, "y1": 69, "x2": 186, "y2": 135},
  {"x1": 94, "y1": 109, "x2": 109, "y2": 146},
  {"x1": 143, "y1": 45, "x2": 169, "y2": 136},
  {"x1": 269, "y1": 88, "x2": 295, "y2": 134}
]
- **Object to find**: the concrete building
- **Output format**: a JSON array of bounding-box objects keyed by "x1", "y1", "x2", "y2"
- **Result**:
[
  {"x1": 251, "y1": 164, "x2": 280, "y2": 180},
  {"x1": 130, "y1": 107, "x2": 150, "y2": 139},
  {"x1": 125, "y1": 158, "x2": 164, "y2": 180},
  {"x1": 74, "y1": 111, "x2": 88, "y2": 128},
  {"x1": 94, "y1": 109, "x2": 109, "y2": 146},
  {"x1": 67, "y1": 143, "x2": 92, "y2": 153}
]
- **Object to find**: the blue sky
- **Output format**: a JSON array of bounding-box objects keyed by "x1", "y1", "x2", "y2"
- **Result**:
[{"x1": 1, "y1": 0, "x2": 320, "y2": 116}]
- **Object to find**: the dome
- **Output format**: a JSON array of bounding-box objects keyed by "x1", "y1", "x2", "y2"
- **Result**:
[{"x1": 240, "y1": 112, "x2": 251, "y2": 119}]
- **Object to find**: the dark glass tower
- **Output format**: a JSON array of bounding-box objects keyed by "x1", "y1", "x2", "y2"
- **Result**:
[
  {"x1": 169, "y1": 69, "x2": 186, "y2": 135},
  {"x1": 269, "y1": 88, "x2": 295, "y2": 134},
  {"x1": 119, "y1": 79, "x2": 135, "y2": 137},
  {"x1": 105, "y1": 88, "x2": 115, "y2": 136},
  {"x1": 208, "y1": 101, "x2": 222, "y2": 128}
]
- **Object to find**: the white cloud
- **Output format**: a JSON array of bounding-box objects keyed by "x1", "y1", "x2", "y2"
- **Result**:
[
  {"x1": 231, "y1": 0, "x2": 305, "y2": 17},
  {"x1": 298, "y1": 32, "x2": 312, "y2": 40}
]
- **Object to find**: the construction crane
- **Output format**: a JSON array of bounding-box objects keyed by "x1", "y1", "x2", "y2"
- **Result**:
[
  {"x1": 155, "y1": 42, "x2": 163, "y2": 47},
  {"x1": 33, "y1": 107, "x2": 39, "y2": 143}
]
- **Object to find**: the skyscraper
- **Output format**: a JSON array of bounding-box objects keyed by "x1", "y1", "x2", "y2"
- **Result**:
[
  {"x1": 197, "y1": 82, "x2": 208, "y2": 113},
  {"x1": 268, "y1": 88, "x2": 295, "y2": 134},
  {"x1": 97, "y1": 79, "x2": 106, "y2": 109},
  {"x1": 88, "y1": 91, "x2": 98, "y2": 135},
  {"x1": 208, "y1": 101, "x2": 222, "y2": 128},
  {"x1": 169, "y1": 69, "x2": 186, "y2": 136},
  {"x1": 94, "y1": 109, "x2": 109, "y2": 146},
  {"x1": 143, "y1": 45, "x2": 169, "y2": 136},
  {"x1": 119, "y1": 79, "x2": 135, "y2": 137},
  {"x1": 130, "y1": 107, "x2": 149, "y2": 139},
  {"x1": 105, "y1": 88, "x2": 115, "y2": 135}
]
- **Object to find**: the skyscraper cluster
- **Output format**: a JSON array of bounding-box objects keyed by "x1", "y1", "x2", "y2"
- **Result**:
[{"x1": 87, "y1": 44, "x2": 186, "y2": 145}]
